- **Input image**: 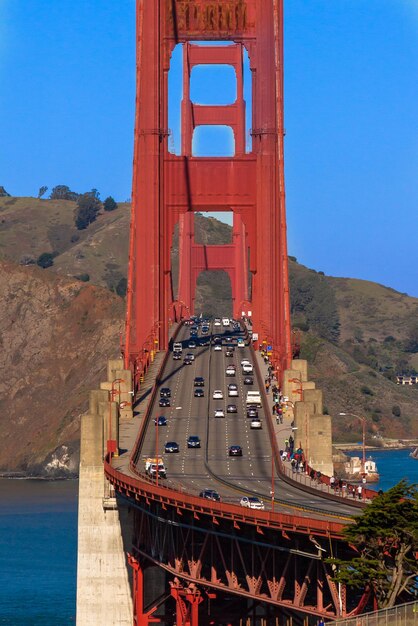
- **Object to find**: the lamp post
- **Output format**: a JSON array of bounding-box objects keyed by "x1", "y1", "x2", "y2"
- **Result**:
[
  {"x1": 155, "y1": 418, "x2": 159, "y2": 487},
  {"x1": 108, "y1": 378, "x2": 125, "y2": 455},
  {"x1": 339, "y1": 412, "x2": 366, "y2": 477}
]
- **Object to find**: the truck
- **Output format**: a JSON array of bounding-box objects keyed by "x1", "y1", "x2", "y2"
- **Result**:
[
  {"x1": 145, "y1": 457, "x2": 167, "y2": 479},
  {"x1": 173, "y1": 342, "x2": 182, "y2": 353},
  {"x1": 246, "y1": 390, "x2": 262, "y2": 407}
]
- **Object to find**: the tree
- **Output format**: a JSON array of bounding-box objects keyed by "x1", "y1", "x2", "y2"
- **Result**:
[
  {"x1": 0, "y1": 186, "x2": 10, "y2": 197},
  {"x1": 328, "y1": 481, "x2": 418, "y2": 609},
  {"x1": 404, "y1": 321, "x2": 418, "y2": 354},
  {"x1": 116, "y1": 277, "x2": 127, "y2": 297},
  {"x1": 38, "y1": 186, "x2": 48, "y2": 199},
  {"x1": 75, "y1": 192, "x2": 102, "y2": 230},
  {"x1": 37, "y1": 252, "x2": 54, "y2": 268},
  {"x1": 50, "y1": 185, "x2": 79, "y2": 201},
  {"x1": 103, "y1": 196, "x2": 118, "y2": 212}
]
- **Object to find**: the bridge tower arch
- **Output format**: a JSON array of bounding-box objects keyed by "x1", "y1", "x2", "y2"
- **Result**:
[{"x1": 125, "y1": 0, "x2": 292, "y2": 380}]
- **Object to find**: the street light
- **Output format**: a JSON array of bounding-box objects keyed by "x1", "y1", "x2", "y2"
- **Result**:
[
  {"x1": 107, "y1": 378, "x2": 125, "y2": 455},
  {"x1": 339, "y1": 412, "x2": 366, "y2": 477}
]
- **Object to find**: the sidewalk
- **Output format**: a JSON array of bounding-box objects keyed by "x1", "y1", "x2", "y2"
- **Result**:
[{"x1": 255, "y1": 351, "x2": 364, "y2": 501}]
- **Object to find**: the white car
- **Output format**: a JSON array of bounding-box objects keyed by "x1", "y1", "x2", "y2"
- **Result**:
[
  {"x1": 240, "y1": 496, "x2": 264, "y2": 510},
  {"x1": 212, "y1": 390, "x2": 223, "y2": 400},
  {"x1": 225, "y1": 366, "x2": 236, "y2": 376},
  {"x1": 250, "y1": 418, "x2": 262, "y2": 429},
  {"x1": 242, "y1": 363, "x2": 253, "y2": 374},
  {"x1": 214, "y1": 344, "x2": 222, "y2": 352},
  {"x1": 222, "y1": 317, "x2": 230, "y2": 327},
  {"x1": 214, "y1": 409, "x2": 225, "y2": 418},
  {"x1": 228, "y1": 384, "x2": 238, "y2": 398},
  {"x1": 241, "y1": 359, "x2": 251, "y2": 367},
  {"x1": 214, "y1": 319, "x2": 221, "y2": 326}
]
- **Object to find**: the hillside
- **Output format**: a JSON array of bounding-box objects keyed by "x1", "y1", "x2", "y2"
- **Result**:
[
  {"x1": 0, "y1": 259, "x2": 124, "y2": 475},
  {"x1": 0, "y1": 195, "x2": 417, "y2": 474}
]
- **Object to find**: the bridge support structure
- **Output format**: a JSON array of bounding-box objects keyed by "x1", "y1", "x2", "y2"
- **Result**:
[{"x1": 125, "y1": 0, "x2": 292, "y2": 381}]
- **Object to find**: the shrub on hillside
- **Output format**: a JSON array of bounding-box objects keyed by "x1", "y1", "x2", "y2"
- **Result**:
[
  {"x1": 75, "y1": 273, "x2": 90, "y2": 282},
  {"x1": 392, "y1": 405, "x2": 401, "y2": 417},
  {"x1": 103, "y1": 196, "x2": 118, "y2": 212},
  {"x1": 50, "y1": 185, "x2": 79, "y2": 201},
  {"x1": 115, "y1": 277, "x2": 127, "y2": 297},
  {"x1": 0, "y1": 186, "x2": 11, "y2": 197},
  {"x1": 37, "y1": 252, "x2": 54, "y2": 268},
  {"x1": 75, "y1": 190, "x2": 102, "y2": 230},
  {"x1": 360, "y1": 385, "x2": 374, "y2": 396},
  {"x1": 37, "y1": 186, "x2": 48, "y2": 199},
  {"x1": 289, "y1": 269, "x2": 340, "y2": 342}
]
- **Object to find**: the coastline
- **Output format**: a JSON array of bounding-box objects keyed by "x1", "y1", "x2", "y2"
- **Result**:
[{"x1": 334, "y1": 442, "x2": 418, "y2": 453}]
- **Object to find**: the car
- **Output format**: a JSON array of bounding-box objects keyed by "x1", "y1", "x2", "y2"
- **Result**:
[
  {"x1": 185, "y1": 352, "x2": 195, "y2": 361},
  {"x1": 194, "y1": 377, "x2": 205, "y2": 387},
  {"x1": 194, "y1": 388, "x2": 204, "y2": 398},
  {"x1": 228, "y1": 383, "x2": 238, "y2": 397},
  {"x1": 187, "y1": 435, "x2": 201, "y2": 448},
  {"x1": 242, "y1": 363, "x2": 253, "y2": 374},
  {"x1": 237, "y1": 338, "x2": 245, "y2": 348},
  {"x1": 225, "y1": 366, "x2": 236, "y2": 376},
  {"x1": 250, "y1": 418, "x2": 262, "y2": 429},
  {"x1": 159, "y1": 398, "x2": 170, "y2": 407},
  {"x1": 247, "y1": 406, "x2": 258, "y2": 418},
  {"x1": 188, "y1": 341, "x2": 197, "y2": 349},
  {"x1": 214, "y1": 319, "x2": 221, "y2": 327},
  {"x1": 241, "y1": 359, "x2": 251, "y2": 367},
  {"x1": 214, "y1": 345, "x2": 222, "y2": 352},
  {"x1": 184, "y1": 356, "x2": 193, "y2": 365},
  {"x1": 165, "y1": 441, "x2": 179, "y2": 453},
  {"x1": 228, "y1": 445, "x2": 243, "y2": 457},
  {"x1": 154, "y1": 415, "x2": 167, "y2": 426},
  {"x1": 160, "y1": 387, "x2": 171, "y2": 398},
  {"x1": 226, "y1": 404, "x2": 237, "y2": 413},
  {"x1": 173, "y1": 352, "x2": 182, "y2": 360},
  {"x1": 212, "y1": 390, "x2": 223, "y2": 399},
  {"x1": 214, "y1": 408, "x2": 225, "y2": 418},
  {"x1": 240, "y1": 496, "x2": 264, "y2": 510},
  {"x1": 199, "y1": 488, "x2": 221, "y2": 501},
  {"x1": 225, "y1": 350, "x2": 234, "y2": 358},
  {"x1": 243, "y1": 376, "x2": 253, "y2": 385}
]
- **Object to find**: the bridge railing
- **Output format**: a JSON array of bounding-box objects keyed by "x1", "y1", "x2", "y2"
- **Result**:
[{"x1": 334, "y1": 600, "x2": 418, "y2": 625}]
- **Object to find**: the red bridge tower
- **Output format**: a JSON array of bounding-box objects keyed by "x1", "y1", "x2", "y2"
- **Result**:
[{"x1": 125, "y1": 0, "x2": 292, "y2": 381}]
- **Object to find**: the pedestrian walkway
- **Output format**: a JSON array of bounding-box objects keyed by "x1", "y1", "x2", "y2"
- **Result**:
[{"x1": 113, "y1": 351, "x2": 166, "y2": 477}]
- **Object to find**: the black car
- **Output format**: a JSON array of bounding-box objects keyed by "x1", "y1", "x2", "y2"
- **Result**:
[
  {"x1": 227, "y1": 404, "x2": 237, "y2": 413},
  {"x1": 160, "y1": 387, "x2": 171, "y2": 398},
  {"x1": 199, "y1": 488, "x2": 221, "y2": 502},
  {"x1": 187, "y1": 435, "x2": 201, "y2": 448},
  {"x1": 194, "y1": 388, "x2": 204, "y2": 398},
  {"x1": 159, "y1": 398, "x2": 170, "y2": 407},
  {"x1": 243, "y1": 376, "x2": 253, "y2": 385},
  {"x1": 225, "y1": 350, "x2": 234, "y2": 358},
  {"x1": 184, "y1": 356, "x2": 193, "y2": 365},
  {"x1": 154, "y1": 415, "x2": 167, "y2": 426},
  {"x1": 173, "y1": 353, "x2": 182, "y2": 360},
  {"x1": 194, "y1": 376, "x2": 205, "y2": 387},
  {"x1": 165, "y1": 441, "x2": 179, "y2": 453},
  {"x1": 229, "y1": 445, "x2": 243, "y2": 457},
  {"x1": 247, "y1": 407, "x2": 258, "y2": 418}
]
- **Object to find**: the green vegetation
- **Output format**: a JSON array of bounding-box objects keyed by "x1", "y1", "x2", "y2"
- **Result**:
[
  {"x1": 75, "y1": 190, "x2": 102, "y2": 230},
  {"x1": 328, "y1": 481, "x2": 418, "y2": 608},
  {"x1": 50, "y1": 185, "x2": 79, "y2": 201},
  {"x1": 37, "y1": 186, "x2": 48, "y2": 199},
  {"x1": 0, "y1": 186, "x2": 10, "y2": 197},
  {"x1": 115, "y1": 277, "x2": 127, "y2": 297},
  {"x1": 37, "y1": 252, "x2": 55, "y2": 268},
  {"x1": 289, "y1": 267, "x2": 340, "y2": 342},
  {"x1": 103, "y1": 196, "x2": 118, "y2": 212},
  {"x1": 75, "y1": 273, "x2": 90, "y2": 282}
]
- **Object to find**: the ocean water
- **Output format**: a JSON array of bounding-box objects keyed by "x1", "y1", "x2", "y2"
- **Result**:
[
  {"x1": 0, "y1": 479, "x2": 78, "y2": 625},
  {"x1": 346, "y1": 447, "x2": 418, "y2": 491},
  {"x1": 0, "y1": 450, "x2": 417, "y2": 624}
]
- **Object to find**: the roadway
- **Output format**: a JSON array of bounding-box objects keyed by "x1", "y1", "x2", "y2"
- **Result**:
[{"x1": 137, "y1": 320, "x2": 359, "y2": 519}]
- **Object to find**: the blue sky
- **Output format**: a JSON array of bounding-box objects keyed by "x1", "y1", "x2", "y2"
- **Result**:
[{"x1": 0, "y1": 0, "x2": 417, "y2": 296}]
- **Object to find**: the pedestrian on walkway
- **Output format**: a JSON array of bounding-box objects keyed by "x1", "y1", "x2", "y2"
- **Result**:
[
  {"x1": 357, "y1": 484, "x2": 363, "y2": 500},
  {"x1": 330, "y1": 476, "x2": 335, "y2": 490}
]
